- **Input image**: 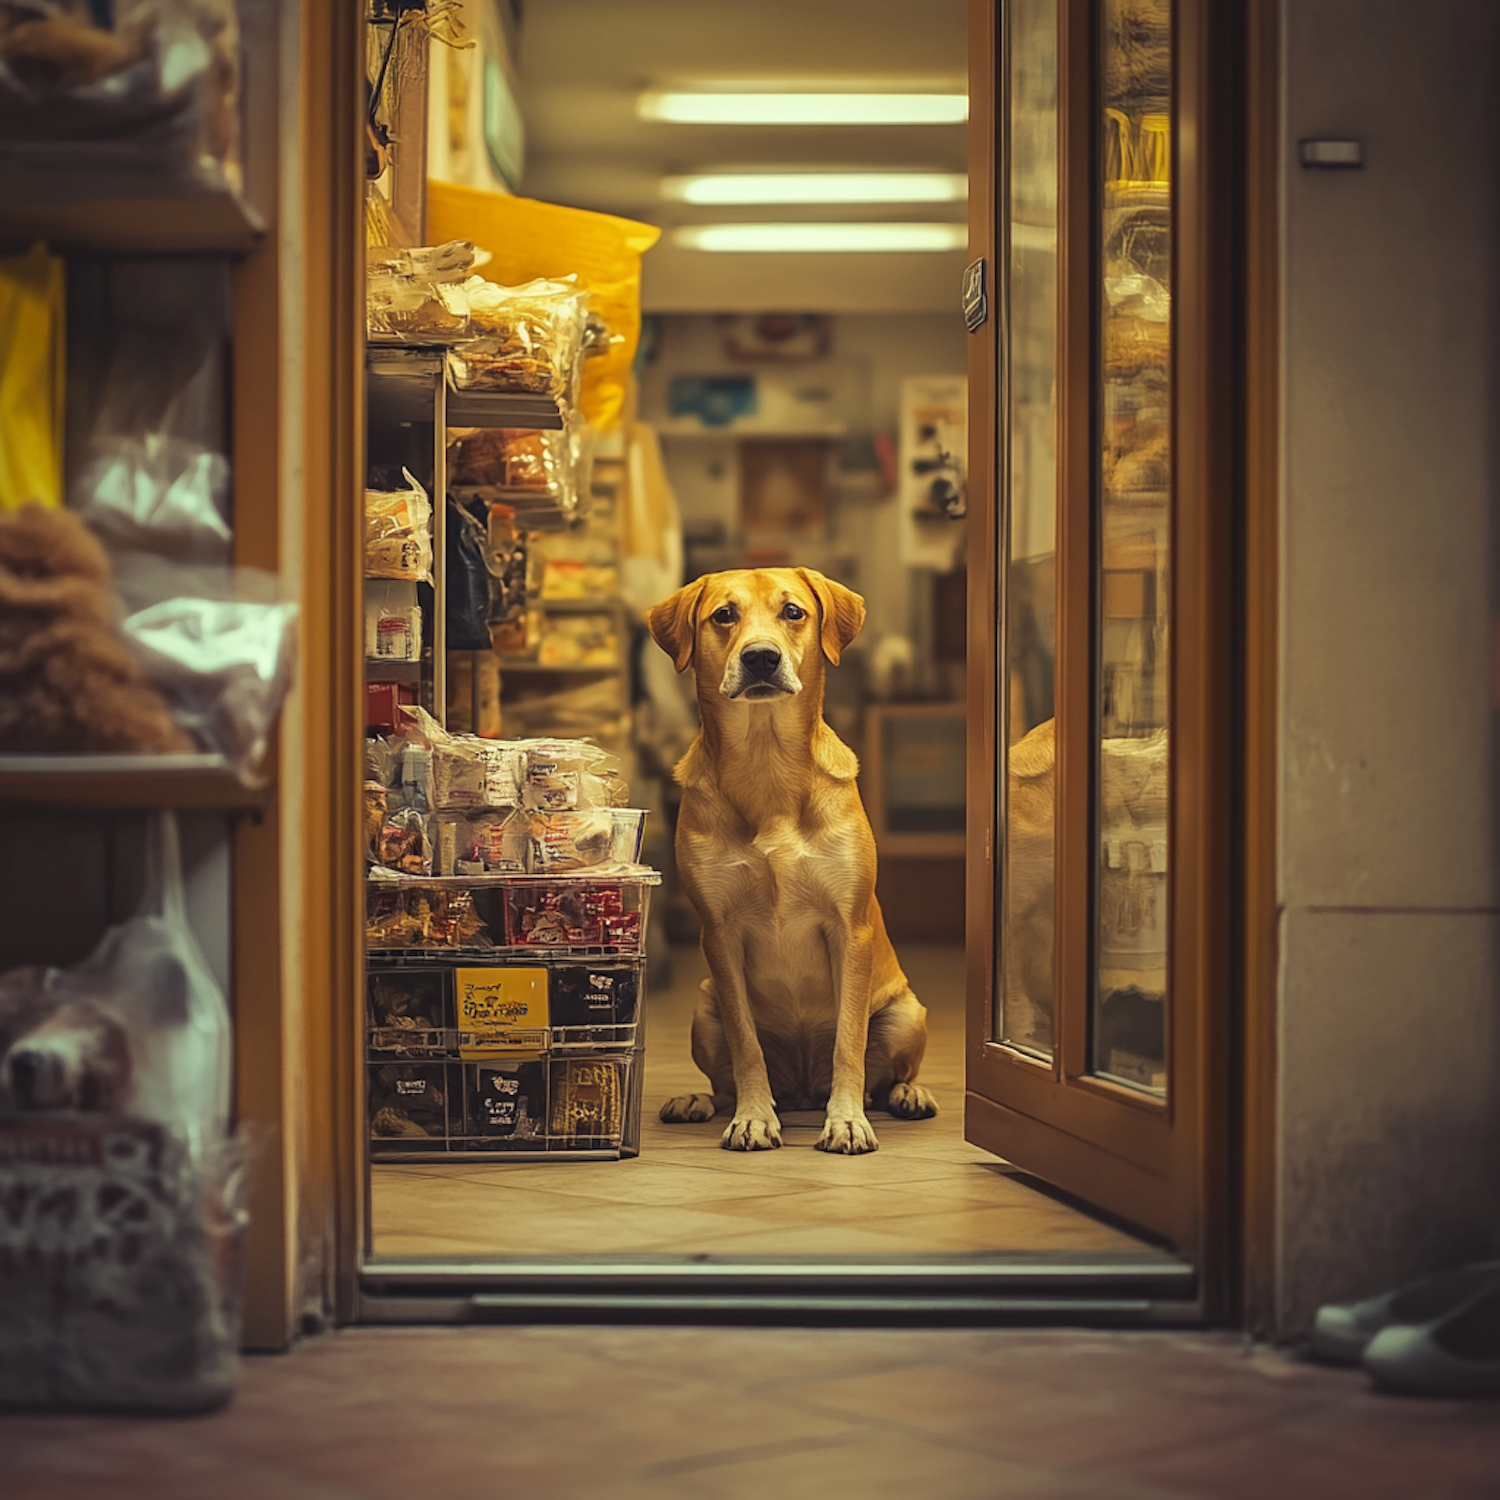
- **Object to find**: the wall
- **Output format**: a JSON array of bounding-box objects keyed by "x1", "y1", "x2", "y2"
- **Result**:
[
  {"x1": 640, "y1": 312, "x2": 969, "y2": 652},
  {"x1": 1277, "y1": 0, "x2": 1500, "y2": 1332}
]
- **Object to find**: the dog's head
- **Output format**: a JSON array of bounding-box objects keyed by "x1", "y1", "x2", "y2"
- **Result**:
[
  {"x1": 0, "y1": 996, "x2": 133, "y2": 1112},
  {"x1": 648, "y1": 568, "x2": 866, "y2": 703}
]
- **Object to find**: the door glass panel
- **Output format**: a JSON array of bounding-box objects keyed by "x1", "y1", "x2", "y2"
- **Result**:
[
  {"x1": 1095, "y1": 0, "x2": 1171, "y2": 1095},
  {"x1": 996, "y1": 0, "x2": 1059, "y2": 1058}
]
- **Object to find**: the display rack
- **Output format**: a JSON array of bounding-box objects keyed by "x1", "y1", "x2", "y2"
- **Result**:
[{"x1": 365, "y1": 868, "x2": 657, "y2": 1161}]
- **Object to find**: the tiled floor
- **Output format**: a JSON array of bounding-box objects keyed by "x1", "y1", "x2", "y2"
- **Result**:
[
  {"x1": 371, "y1": 943, "x2": 1157, "y2": 1260},
  {"x1": 6, "y1": 1325, "x2": 1498, "y2": 1500}
]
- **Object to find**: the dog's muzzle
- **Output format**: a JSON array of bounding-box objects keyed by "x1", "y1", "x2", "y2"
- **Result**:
[{"x1": 723, "y1": 640, "x2": 801, "y2": 700}]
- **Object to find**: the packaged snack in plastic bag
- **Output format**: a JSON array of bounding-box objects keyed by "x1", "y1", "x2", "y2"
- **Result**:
[
  {"x1": 372, "y1": 805, "x2": 431, "y2": 876},
  {"x1": 366, "y1": 887, "x2": 491, "y2": 950},
  {"x1": 448, "y1": 427, "x2": 567, "y2": 495},
  {"x1": 427, "y1": 186, "x2": 661, "y2": 433},
  {"x1": 365, "y1": 580, "x2": 421, "y2": 663},
  {"x1": 524, "y1": 808, "x2": 615, "y2": 873},
  {"x1": 365, "y1": 469, "x2": 433, "y2": 582},
  {"x1": 366, "y1": 241, "x2": 476, "y2": 344},
  {"x1": 447, "y1": 275, "x2": 588, "y2": 399}
]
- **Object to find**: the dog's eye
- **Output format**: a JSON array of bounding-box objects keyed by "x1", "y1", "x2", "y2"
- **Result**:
[
  {"x1": 711, "y1": 605, "x2": 738, "y2": 626},
  {"x1": 781, "y1": 603, "x2": 807, "y2": 621}
]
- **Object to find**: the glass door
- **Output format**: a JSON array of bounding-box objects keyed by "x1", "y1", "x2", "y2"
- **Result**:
[{"x1": 966, "y1": 0, "x2": 1232, "y2": 1262}]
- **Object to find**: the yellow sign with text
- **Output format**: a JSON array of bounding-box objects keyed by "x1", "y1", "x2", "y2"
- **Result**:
[{"x1": 456, "y1": 968, "x2": 550, "y2": 1059}]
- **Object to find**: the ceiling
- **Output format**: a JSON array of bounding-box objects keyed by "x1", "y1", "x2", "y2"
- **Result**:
[{"x1": 512, "y1": 0, "x2": 969, "y2": 314}]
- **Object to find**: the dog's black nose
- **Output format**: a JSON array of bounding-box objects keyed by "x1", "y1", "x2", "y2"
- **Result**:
[
  {"x1": 8, "y1": 1050, "x2": 46, "y2": 1108},
  {"x1": 741, "y1": 645, "x2": 782, "y2": 679}
]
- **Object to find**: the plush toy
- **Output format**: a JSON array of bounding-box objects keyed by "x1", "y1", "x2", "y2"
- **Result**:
[{"x1": 0, "y1": 503, "x2": 193, "y2": 752}]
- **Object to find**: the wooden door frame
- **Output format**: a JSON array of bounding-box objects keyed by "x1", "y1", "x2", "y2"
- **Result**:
[{"x1": 965, "y1": 0, "x2": 1260, "y2": 1315}]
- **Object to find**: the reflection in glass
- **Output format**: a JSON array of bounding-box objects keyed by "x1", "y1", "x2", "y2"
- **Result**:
[
  {"x1": 1095, "y1": 0, "x2": 1171, "y2": 1095},
  {"x1": 997, "y1": 0, "x2": 1059, "y2": 1058}
]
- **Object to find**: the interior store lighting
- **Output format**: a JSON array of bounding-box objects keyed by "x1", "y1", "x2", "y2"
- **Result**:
[
  {"x1": 639, "y1": 91, "x2": 969, "y2": 126},
  {"x1": 674, "y1": 222, "x2": 968, "y2": 253},
  {"x1": 664, "y1": 172, "x2": 967, "y2": 205}
]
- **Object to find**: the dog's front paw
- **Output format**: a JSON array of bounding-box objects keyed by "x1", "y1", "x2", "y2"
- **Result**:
[
  {"x1": 721, "y1": 1113, "x2": 782, "y2": 1151},
  {"x1": 887, "y1": 1081, "x2": 939, "y2": 1119},
  {"x1": 816, "y1": 1114, "x2": 880, "y2": 1154},
  {"x1": 659, "y1": 1093, "x2": 718, "y2": 1123}
]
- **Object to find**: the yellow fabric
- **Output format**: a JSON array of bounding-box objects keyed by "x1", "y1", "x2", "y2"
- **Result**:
[
  {"x1": 0, "y1": 244, "x2": 65, "y2": 511},
  {"x1": 426, "y1": 183, "x2": 659, "y2": 434}
]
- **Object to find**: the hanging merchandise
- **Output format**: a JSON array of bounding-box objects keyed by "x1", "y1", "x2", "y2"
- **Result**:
[
  {"x1": 427, "y1": 184, "x2": 660, "y2": 433},
  {"x1": 0, "y1": 243, "x2": 64, "y2": 512},
  {"x1": 445, "y1": 495, "x2": 498, "y2": 652},
  {"x1": 0, "y1": 812, "x2": 251, "y2": 1412},
  {"x1": 365, "y1": 468, "x2": 434, "y2": 582}
]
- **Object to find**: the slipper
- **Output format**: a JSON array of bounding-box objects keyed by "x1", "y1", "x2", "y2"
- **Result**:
[
  {"x1": 1309, "y1": 1262, "x2": 1500, "y2": 1365},
  {"x1": 1364, "y1": 1280, "x2": 1500, "y2": 1395}
]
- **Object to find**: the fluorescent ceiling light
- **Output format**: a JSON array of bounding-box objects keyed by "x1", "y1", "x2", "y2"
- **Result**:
[
  {"x1": 675, "y1": 222, "x2": 967, "y2": 253},
  {"x1": 640, "y1": 91, "x2": 968, "y2": 126},
  {"x1": 665, "y1": 172, "x2": 967, "y2": 205}
]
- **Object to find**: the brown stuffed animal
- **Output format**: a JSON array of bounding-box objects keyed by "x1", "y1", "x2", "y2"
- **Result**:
[{"x1": 0, "y1": 504, "x2": 193, "y2": 753}]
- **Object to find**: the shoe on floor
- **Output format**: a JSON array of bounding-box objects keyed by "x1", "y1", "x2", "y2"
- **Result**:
[
  {"x1": 1310, "y1": 1262, "x2": 1500, "y2": 1365},
  {"x1": 1364, "y1": 1281, "x2": 1500, "y2": 1395}
]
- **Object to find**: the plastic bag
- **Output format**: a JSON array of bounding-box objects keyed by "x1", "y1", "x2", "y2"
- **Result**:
[
  {"x1": 447, "y1": 275, "x2": 588, "y2": 400},
  {"x1": 0, "y1": 243, "x2": 64, "y2": 512},
  {"x1": 117, "y1": 558, "x2": 299, "y2": 780},
  {"x1": 449, "y1": 426, "x2": 567, "y2": 495},
  {"x1": 365, "y1": 469, "x2": 433, "y2": 582},
  {"x1": 446, "y1": 495, "x2": 498, "y2": 651},
  {"x1": 0, "y1": 0, "x2": 243, "y2": 193},
  {"x1": 73, "y1": 435, "x2": 231, "y2": 564},
  {"x1": 427, "y1": 185, "x2": 660, "y2": 433},
  {"x1": 366, "y1": 242, "x2": 474, "y2": 345},
  {"x1": 0, "y1": 813, "x2": 247, "y2": 1412}
]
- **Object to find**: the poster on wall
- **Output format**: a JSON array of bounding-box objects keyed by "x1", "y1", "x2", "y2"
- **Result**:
[{"x1": 898, "y1": 375, "x2": 968, "y2": 570}]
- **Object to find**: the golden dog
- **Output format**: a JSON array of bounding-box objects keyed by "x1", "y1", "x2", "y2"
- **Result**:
[{"x1": 647, "y1": 567, "x2": 937, "y2": 1154}]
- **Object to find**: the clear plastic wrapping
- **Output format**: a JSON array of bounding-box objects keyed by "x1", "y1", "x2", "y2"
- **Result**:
[
  {"x1": 366, "y1": 241, "x2": 476, "y2": 345},
  {"x1": 73, "y1": 435, "x2": 231, "y2": 564},
  {"x1": 448, "y1": 427, "x2": 567, "y2": 494},
  {"x1": 447, "y1": 275, "x2": 588, "y2": 398},
  {"x1": 365, "y1": 468, "x2": 433, "y2": 582}
]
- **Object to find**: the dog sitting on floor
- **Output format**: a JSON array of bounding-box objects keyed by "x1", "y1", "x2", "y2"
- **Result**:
[{"x1": 647, "y1": 567, "x2": 938, "y2": 1155}]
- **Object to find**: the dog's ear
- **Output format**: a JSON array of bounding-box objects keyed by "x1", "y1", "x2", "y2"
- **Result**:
[
  {"x1": 797, "y1": 569, "x2": 866, "y2": 666},
  {"x1": 647, "y1": 577, "x2": 707, "y2": 673}
]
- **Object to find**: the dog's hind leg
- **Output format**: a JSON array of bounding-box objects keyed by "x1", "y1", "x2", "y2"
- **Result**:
[
  {"x1": 659, "y1": 979, "x2": 738, "y2": 1125},
  {"x1": 866, "y1": 988, "x2": 939, "y2": 1119}
]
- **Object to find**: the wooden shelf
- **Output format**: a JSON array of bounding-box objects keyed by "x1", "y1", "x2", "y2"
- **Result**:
[
  {"x1": 0, "y1": 753, "x2": 269, "y2": 811},
  {"x1": 0, "y1": 179, "x2": 264, "y2": 254}
]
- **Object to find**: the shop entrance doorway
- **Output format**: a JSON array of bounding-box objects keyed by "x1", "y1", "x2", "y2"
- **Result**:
[{"x1": 348, "y1": 0, "x2": 1249, "y2": 1322}]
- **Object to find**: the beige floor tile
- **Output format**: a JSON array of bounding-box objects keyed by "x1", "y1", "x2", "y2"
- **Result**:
[{"x1": 369, "y1": 943, "x2": 1153, "y2": 1260}]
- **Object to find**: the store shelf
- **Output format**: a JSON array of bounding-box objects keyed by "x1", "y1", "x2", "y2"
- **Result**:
[
  {"x1": 369, "y1": 867, "x2": 660, "y2": 889},
  {"x1": 657, "y1": 421, "x2": 847, "y2": 441},
  {"x1": 448, "y1": 388, "x2": 563, "y2": 431},
  {"x1": 0, "y1": 753, "x2": 268, "y2": 811},
  {"x1": 365, "y1": 659, "x2": 424, "y2": 681},
  {"x1": 367, "y1": 347, "x2": 563, "y2": 430},
  {"x1": 538, "y1": 596, "x2": 624, "y2": 613},
  {"x1": 496, "y1": 659, "x2": 621, "y2": 675},
  {"x1": 0, "y1": 176, "x2": 264, "y2": 254}
]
